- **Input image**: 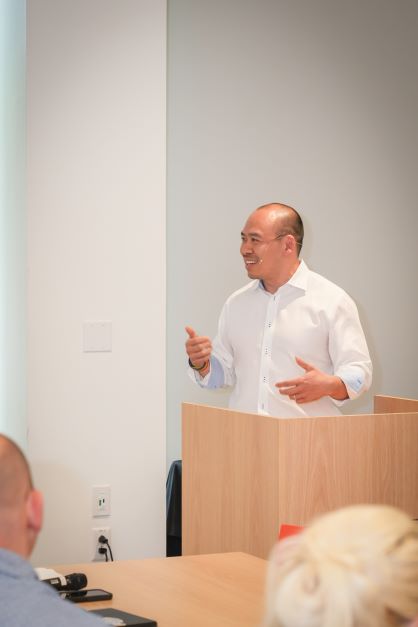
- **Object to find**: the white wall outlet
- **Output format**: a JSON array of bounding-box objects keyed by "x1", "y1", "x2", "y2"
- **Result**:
[
  {"x1": 92, "y1": 485, "x2": 111, "y2": 517},
  {"x1": 92, "y1": 526, "x2": 111, "y2": 561}
]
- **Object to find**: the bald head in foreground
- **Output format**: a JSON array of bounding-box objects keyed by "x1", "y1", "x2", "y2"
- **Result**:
[
  {"x1": 0, "y1": 435, "x2": 43, "y2": 558},
  {"x1": 186, "y1": 202, "x2": 372, "y2": 418},
  {"x1": 0, "y1": 434, "x2": 103, "y2": 627},
  {"x1": 263, "y1": 504, "x2": 418, "y2": 627}
]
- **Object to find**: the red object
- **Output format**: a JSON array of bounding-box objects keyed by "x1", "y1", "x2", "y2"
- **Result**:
[{"x1": 278, "y1": 524, "x2": 303, "y2": 540}]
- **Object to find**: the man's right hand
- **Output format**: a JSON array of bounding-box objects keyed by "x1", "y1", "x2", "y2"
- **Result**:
[{"x1": 185, "y1": 326, "x2": 212, "y2": 373}]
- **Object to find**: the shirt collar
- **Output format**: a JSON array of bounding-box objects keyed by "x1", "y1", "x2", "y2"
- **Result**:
[
  {"x1": 286, "y1": 259, "x2": 309, "y2": 291},
  {"x1": 256, "y1": 259, "x2": 309, "y2": 294}
]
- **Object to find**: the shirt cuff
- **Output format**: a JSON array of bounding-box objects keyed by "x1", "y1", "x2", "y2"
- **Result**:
[
  {"x1": 335, "y1": 367, "x2": 366, "y2": 400},
  {"x1": 188, "y1": 355, "x2": 224, "y2": 389}
]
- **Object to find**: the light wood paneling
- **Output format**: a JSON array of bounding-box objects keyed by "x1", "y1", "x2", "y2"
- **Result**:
[
  {"x1": 183, "y1": 404, "x2": 280, "y2": 558},
  {"x1": 52, "y1": 553, "x2": 266, "y2": 627},
  {"x1": 182, "y1": 401, "x2": 418, "y2": 559},
  {"x1": 374, "y1": 395, "x2": 418, "y2": 413}
]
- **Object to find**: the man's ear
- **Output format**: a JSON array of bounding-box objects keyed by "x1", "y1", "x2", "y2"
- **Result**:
[
  {"x1": 283, "y1": 234, "x2": 296, "y2": 254},
  {"x1": 26, "y1": 489, "x2": 43, "y2": 535}
]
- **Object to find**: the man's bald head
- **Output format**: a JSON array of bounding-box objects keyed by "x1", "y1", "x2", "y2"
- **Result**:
[
  {"x1": 0, "y1": 435, "x2": 33, "y2": 508},
  {"x1": 0, "y1": 434, "x2": 42, "y2": 557},
  {"x1": 255, "y1": 203, "x2": 304, "y2": 254}
]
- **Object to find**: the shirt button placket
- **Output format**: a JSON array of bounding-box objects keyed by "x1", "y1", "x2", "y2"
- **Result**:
[{"x1": 258, "y1": 295, "x2": 278, "y2": 414}]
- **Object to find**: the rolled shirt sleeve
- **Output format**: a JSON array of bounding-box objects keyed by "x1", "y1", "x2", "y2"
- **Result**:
[
  {"x1": 328, "y1": 293, "x2": 372, "y2": 401},
  {"x1": 188, "y1": 354, "x2": 227, "y2": 388}
]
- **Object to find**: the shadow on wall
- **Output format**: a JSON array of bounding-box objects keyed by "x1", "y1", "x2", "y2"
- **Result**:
[{"x1": 29, "y1": 461, "x2": 93, "y2": 566}]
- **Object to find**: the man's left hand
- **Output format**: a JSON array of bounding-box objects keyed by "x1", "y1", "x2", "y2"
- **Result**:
[{"x1": 275, "y1": 357, "x2": 348, "y2": 403}]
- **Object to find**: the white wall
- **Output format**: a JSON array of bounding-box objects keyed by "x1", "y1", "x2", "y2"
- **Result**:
[
  {"x1": 167, "y1": 0, "x2": 418, "y2": 465},
  {"x1": 27, "y1": 0, "x2": 166, "y2": 564},
  {"x1": 0, "y1": 0, "x2": 27, "y2": 447}
]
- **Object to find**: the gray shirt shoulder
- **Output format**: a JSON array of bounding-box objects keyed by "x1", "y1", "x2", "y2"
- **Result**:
[{"x1": 0, "y1": 549, "x2": 104, "y2": 627}]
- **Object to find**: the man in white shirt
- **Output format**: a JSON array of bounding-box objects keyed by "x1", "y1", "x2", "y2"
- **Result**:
[{"x1": 185, "y1": 203, "x2": 372, "y2": 417}]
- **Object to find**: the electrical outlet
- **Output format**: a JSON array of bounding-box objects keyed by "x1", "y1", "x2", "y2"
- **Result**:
[{"x1": 92, "y1": 526, "x2": 111, "y2": 562}]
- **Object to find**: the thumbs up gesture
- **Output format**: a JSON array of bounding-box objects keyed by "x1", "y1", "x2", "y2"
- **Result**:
[{"x1": 185, "y1": 326, "x2": 212, "y2": 371}]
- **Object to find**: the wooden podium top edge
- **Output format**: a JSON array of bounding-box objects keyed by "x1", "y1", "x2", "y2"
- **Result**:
[
  {"x1": 182, "y1": 399, "x2": 418, "y2": 419},
  {"x1": 374, "y1": 394, "x2": 418, "y2": 402}
]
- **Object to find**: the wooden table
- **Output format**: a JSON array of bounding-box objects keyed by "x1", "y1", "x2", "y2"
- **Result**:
[{"x1": 53, "y1": 552, "x2": 267, "y2": 627}]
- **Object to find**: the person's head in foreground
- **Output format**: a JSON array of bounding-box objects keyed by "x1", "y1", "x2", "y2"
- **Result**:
[
  {"x1": 0, "y1": 434, "x2": 105, "y2": 627},
  {"x1": 0, "y1": 433, "x2": 43, "y2": 557},
  {"x1": 263, "y1": 504, "x2": 418, "y2": 627}
]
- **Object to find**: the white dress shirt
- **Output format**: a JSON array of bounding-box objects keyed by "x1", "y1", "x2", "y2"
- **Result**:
[{"x1": 191, "y1": 260, "x2": 372, "y2": 418}]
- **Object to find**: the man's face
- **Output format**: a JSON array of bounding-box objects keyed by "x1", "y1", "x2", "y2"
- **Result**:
[{"x1": 240, "y1": 210, "x2": 285, "y2": 284}]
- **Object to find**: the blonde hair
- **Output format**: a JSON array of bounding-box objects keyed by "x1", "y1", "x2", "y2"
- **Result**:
[{"x1": 263, "y1": 505, "x2": 418, "y2": 627}]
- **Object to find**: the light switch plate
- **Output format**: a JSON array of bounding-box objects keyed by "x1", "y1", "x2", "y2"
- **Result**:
[{"x1": 83, "y1": 321, "x2": 112, "y2": 352}]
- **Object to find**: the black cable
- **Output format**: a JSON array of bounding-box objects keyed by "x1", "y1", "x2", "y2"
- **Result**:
[{"x1": 98, "y1": 535, "x2": 114, "y2": 562}]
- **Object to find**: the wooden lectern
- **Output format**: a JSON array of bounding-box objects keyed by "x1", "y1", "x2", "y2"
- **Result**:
[{"x1": 182, "y1": 395, "x2": 418, "y2": 559}]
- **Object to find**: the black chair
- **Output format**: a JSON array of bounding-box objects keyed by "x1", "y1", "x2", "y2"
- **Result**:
[{"x1": 166, "y1": 460, "x2": 182, "y2": 556}]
